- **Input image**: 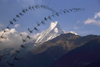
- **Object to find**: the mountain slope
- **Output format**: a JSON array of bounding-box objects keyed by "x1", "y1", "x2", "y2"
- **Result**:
[
  {"x1": 51, "y1": 36, "x2": 100, "y2": 67},
  {"x1": 33, "y1": 34, "x2": 98, "y2": 55},
  {"x1": 13, "y1": 33, "x2": 98, "y2": 67}
]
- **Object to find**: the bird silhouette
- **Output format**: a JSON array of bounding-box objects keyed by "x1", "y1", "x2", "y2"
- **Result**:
[
  {"x1": 13, "y1": 18, "x2": 17, "y2": 22},
  {"x1": 16, "y1": 50, "x2": 20, "y2": 53},
  {"x1": 16, "y1": 15, "x2": 20, "y2": 18},
  {"x1": 63, "y1": 9, "x2": 66, "y2": 14},
  {"x1": 4, "y1": 29, "x2": 8, "y2": 32},
  {"x1": 22, "y1": 9, "x2": 26, "y2": 13},
  {"x1": 0, "y1": 36, "x2": 5, "y2": 39},
  {"x1": 66, "y1": 10, "x2": 69, "y2": 13},
  {"x1": 43, "y1": 5, "x2": 46, "y2": 9},
  {"x1": 52, "y1": 14, "x2": 54, "y2": 17},
  {"x1": 75, "y1": 8, "x2": 78, "y2": 11},
  {"x1": 36, "y1": 21, "x2": 40, "y2": 26},
  {"x1": 29, "y1": 6, "x2": 32, "y2": 10},
  {"x1": 9, "y1": 21, "x2": 13, "y2": 25},
  {"x1": 32, "y1": 6, "x2": 35, "y2": 10},
  {"x1": 20, "y1": 34, "x2": 22, "y2": 37},
  {"x1": 20, "y1": 34, "x2": 26, "y2": 42},
  {"x1": 69, "y1": 9, "x2": 72, "y2": 12},
  {"x1": 40, "y1": 5, "x2": 45, "y2": 8},
  {"x1": 44, "y1": 17, "x2": 47, "y2": 20},
  {"x1": 22, "y1": 39, "x2": 26, "y2": 42},
  {"x1": 19, "y1": 13, "x2": 23, "y2": 16},
  {"x1": 72, "y1": 8, "x2": 77, "y2": 12},
  {"x1": 44, "y1": 5, "x2": 47, "y2": 10},
  {"x1": 35, "y1": 5, "x2": 39, "y2": 9},
  {"x1": 7, "y1": 26, "x2": 10, "y2": 29},
  {"x1": 7, "y1": 62, "x2": 14, "y2": 66},
  {"x1": 14, "y1": 57, "x2": 19, "y2": 61},
  {"x1": 41, "y1": 21, "x2": 45, "y2": 24},
  {"x1": 28, "y1": 28, "x2": 33, "y2": 33},
  {"x1": 25, "y1": 9, "x2": 28, "y2": 11},
  {"x1": 76, "y1": 8, "x2": 80, "y2": 11},
  {"x1": 63, "y1": 10, "x2": 66, "y2": 13},
  {"x1": 21, "y1": 45, "x2": 25, "y2": 48},
  {"x1": 48, "y1": 16, "x2": 51, "y2": 20},
  {"x1": 55, "y1": 12, "x2": 59, "y2": 16},
  {"x1": 34, "y1": 27, "x2": 38, "y2": 31},
  {"x1": 27, "y1": 35, "x2": 31, "y2": 39}
]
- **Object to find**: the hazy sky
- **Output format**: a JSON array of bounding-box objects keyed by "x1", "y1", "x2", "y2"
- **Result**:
[{"x1": 0, "y1": 0, "x2": 100, "y2": 36}]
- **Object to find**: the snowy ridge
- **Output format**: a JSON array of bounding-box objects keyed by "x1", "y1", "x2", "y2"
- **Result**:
[
  {"x1": 35, "y1": 21, "x2": 65, "y2": 43},
  {"x1": 35, "y1": 21, "x2": 78, "y2": 44},
  {"x1": 66, "y1": 31, "x2": 78, "y2": 35},
  {"x1": 50, "y1": 22, "x2": 58, "y2": 30}
]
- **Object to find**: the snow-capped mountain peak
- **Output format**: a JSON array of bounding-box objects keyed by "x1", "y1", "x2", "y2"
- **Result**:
[
  {"x1": 35, "y1": 21, "x2": 78, "y2": 44},
  {"x1": 35, "y1": 21, "x2": 65, "y2": 43},
  {"x1": 50, "y1": 21, "x2": 58, "y2": 30}
]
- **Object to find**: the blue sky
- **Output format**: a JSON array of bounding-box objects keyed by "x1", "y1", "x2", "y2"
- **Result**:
[{"x1": 0, "y1": 0, "x2": 100, "y2": 36}]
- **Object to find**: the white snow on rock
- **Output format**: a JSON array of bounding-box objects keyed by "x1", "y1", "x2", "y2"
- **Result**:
[
  {"x1": 35, "y1": 21, "x2": 78, "y2": 44},
  {"x1": 66, "y1": 31, "x2": 78, "y2": 35},
  {"x1": 35, "y1": 21, "x2": 65, "y2": 43}
]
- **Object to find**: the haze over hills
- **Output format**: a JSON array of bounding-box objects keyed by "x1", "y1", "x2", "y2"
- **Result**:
[
  {"x1": 13, "y1": 33, "x2": 99, "y2": 67},
  {"x1": 1, "y1": 21, "x2": 100, "y2": 67},
  {"x1": 0, "y1": 21, "x2": 79, "y2": 67},
  {"x1": 0, "y1": 21, "x2": 78, "y2": 57}
]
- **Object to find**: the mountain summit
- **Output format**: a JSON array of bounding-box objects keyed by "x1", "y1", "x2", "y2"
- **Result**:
[
  {"x1": 35, "y1": 21, "x2": 78, "y2": 44},
  {"x1": 35, "y1": 21, "x2": 65, "y2": 43}
]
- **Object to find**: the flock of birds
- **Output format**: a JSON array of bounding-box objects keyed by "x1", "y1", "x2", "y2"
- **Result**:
[{"x1": 0, "y1": 4, "x2": 84, "y2": 67}]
